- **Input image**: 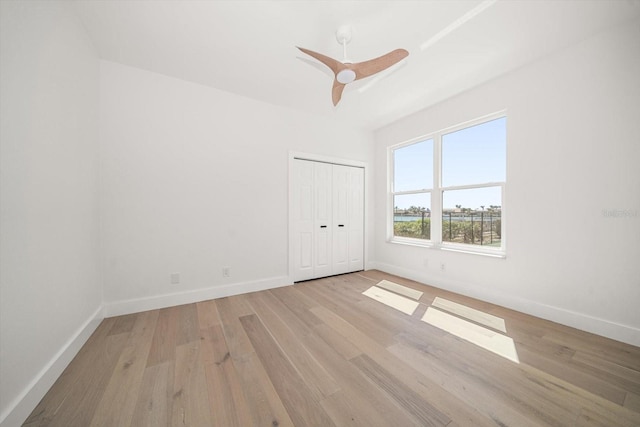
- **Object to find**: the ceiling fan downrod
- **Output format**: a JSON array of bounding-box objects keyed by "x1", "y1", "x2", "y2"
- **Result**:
[{"x1": 335, "y1": 25, "x2": 356, "y2": 84}]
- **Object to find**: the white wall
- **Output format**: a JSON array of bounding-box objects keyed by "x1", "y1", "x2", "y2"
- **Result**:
[
  {"x1": 0, "y1": 1, "x2": 102, "y2": 425},
  {"x1": 99, "y1": 60, "x2": 374, "y2": 315},
  {"x1": 374, "y1": 17, "x2": 640, "y2": 346}
]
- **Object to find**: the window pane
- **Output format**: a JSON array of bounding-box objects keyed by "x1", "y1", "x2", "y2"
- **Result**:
[
  {"x1": 442, "y1": 117, "x2": 506, "y2": 187},
  {"x1": 442, "y1": 187, "x2": 501, "y2": 247},
  {"x1": 394, "y1": 139, "x2": 433, "y2": 192},
  {"x1": 393, "y1": 193, "x2": 431, "y2": 240}
]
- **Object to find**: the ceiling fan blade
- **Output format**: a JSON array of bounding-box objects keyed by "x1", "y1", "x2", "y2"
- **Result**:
[
  {"x1": 332, "y1": 80, "x2": 346, "y2": 106},
  {"x1": 297, "y1": 46, "x2": 343, "y2": 75},
  {"x1": 352, "y1": 49, "x2": 409, "y2": 80},
  {"x1": 297, "y1": 45, "x2": 407, "y2": 106}
]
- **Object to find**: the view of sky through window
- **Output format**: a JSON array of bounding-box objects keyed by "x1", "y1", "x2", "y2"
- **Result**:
[
  {"x1": 442, "y1": 117, "x2": 506, "y2": 188},
  {"x1": 393, "y1": 139, "x2": 433, "y2": 192},
  {"x1": 394, "y1": 117, "x2": 506, "y2": 211}
]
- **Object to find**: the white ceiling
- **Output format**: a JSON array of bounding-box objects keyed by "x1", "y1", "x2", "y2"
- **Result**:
[{"x1": 74, "y1": 0, "x2": 640, "y2": 131}]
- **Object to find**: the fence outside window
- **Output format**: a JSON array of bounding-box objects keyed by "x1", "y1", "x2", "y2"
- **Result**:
[{"x1": 394, "y1": 209, "x2": 501, "y2": 247}]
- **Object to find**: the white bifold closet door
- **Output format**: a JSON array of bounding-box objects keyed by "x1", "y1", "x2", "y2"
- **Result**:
[{"x1": 293, "y1": 159, "x2": 364, "y2": 282}]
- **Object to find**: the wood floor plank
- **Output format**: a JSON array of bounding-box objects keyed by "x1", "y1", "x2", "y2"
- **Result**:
[
  {"x1": 230, "y1": 351, "x2": 296, "y2": 427},
  {"x1": 201, "y1": 325, "x2": 253, "y2": 427},
  {"x1": 130, "y1": 361, "x2": 173, "y2": 426},
  {"x1": 357, "y1": 271, "x2": 444, "y2": 305},
  {"x1": 571, "y1": 350, "x2": 640, "y2": 395},
  {"x1": 309, "y1": 274, "x2": 439, "y2": 340},
  {"x1": 175, "y1": 303, "x2": 200, "y2": 346},
  {"x1": 107, "y1": 313, "x2": 138, "y2": 336},
  {"x1": 518, "y1": 342, "x2": 628, "y2": 404},
  {"x1": 303, "y1": 321, "x2": 430, "y2": 427},
  {"x1": 146, "y1": 305, "x2": 179, "y2": 367},
  {"x1": 513, "y1": 331, "x2": 576, "y2": 363},
  {"x1": 215, "y1": 296, "x2": 256, "y2": 358},
  {"x1": 246, "y1": 291, "x2": 341, "y2": 400},
  {"x1": 311, "y1": 302, "x2": 497, "y2": 427},
  {"x1": 395, "y1": 329, "x2": 640, "y2": 427},
  {"x1": 318, "y1": 390, "x2": 379, "y2": 427},
  {"x1": 171, "y1": 341, "x2": 213, "y2": 426},
  {"x1": 624, "y1": 392, "x2": 640, "y2": 413},
  {"x1": 258, "y1": 287, "x2": 360, "y2": 362},
  {"x1": 258, "y1": 290, "x2": 424, "y2": 427},
  {"x1": 265, "y1": 285, "x2": 440, "y2": 426},
  {"x1": 216, "y1": 295, "x2": 295, "y2": 427},
  {"x1": 518, "y1": 361, "x2": 640, "y2": 427},
  {"x1": 542, "y1": 330, "x2": 640, "y2": 372},
  {"x1": 350, "y1": 354, "x2": 450, "y2": 426},
  {"x1": 196, "y1": 299, "x2": 221, "y2": 329},
  {"x1": 89, "y1": 310, "x2": 159, "y2": 427},
  {"x1": 300, "y1": 281, "x2": 400, "y2": 347},
  {"x1": 376, "y1": 279, "x2": 424, "y2": 300},
  {"x1": 199, "y1": 323, "x2": 228, "y2": 367},
  {"x1": 388, "y1": 340, "x2": 545, "y2": 427},
  {"x1": 313, "y1": 322, "x2": 362, "y2": 360},
  {"x1": 239, "y1": 313, "x2": 336, "y2": 427},
  {"x1": 318, "y1": 388, "x2": 423, "y2": 427},
  {"x1": 365, "y1": 346, "x2": 500, "y2": 427},
  {"x1": 269, "y1": 285, "x2": 324, "y2": 328}
]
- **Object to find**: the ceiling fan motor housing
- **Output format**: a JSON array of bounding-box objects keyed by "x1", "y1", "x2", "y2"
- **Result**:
[{"x1": 337, "y1": 68, "x2": 356, "y2": 84}]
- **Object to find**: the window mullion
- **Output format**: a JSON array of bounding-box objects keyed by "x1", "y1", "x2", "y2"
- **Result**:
[
  {"x1": 388, "y1": 146, "x2": 395, "y2": 240},
  {"x1": 432, "y1": 133, "x2": 442, "y2": 245},
  {"x1": 441, "y1": 182, "x2": 505, "y2": 192},
  {"x1": 393, "y1": 189, "x2": 432, "y2": 196}
]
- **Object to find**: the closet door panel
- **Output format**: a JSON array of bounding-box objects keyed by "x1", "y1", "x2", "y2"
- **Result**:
[
  {"x1": 314, "y1": 162, "x2": 332, "y2": 278},
  {"x1": 293, "y1": 160, "x2": 315, "y2": 281},
  {"x1": 348, "y1": 166, "x2": 365, "y2": 271},
  {"x1": 332, "y1": 165, "x2": 350, "y2": 275}
]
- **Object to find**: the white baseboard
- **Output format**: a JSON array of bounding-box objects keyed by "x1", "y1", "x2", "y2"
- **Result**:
[
  {"x1": 0, "y1": 305, "x2": 104, "y2": 427},
  {"x1": 372, "y1": 262, "x2": 640, "y2": 347},
  {"x1": 103, "y1": 276, "x2": 292, "y2": 317}
]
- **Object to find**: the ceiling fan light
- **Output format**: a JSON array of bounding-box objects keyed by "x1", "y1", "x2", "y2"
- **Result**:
[{"x1": 336, "y1": 69, "x2": 356, "y2": 84}]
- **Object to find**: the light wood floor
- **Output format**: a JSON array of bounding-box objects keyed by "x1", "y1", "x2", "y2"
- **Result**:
[{"x1": 25, "y1": 270, "x2": 640, "y2": 426}]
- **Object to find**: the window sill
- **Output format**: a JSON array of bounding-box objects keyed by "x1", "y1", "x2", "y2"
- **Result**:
[
  {"x1": 440, "y1": 245, "x2": 506, "y2": 259},
  {"x1": 388, "y1": 238, "x2": 506, "y2": 259},
  {"x1": 388, "y1": 237, "x2": 434, "y2": 248}
]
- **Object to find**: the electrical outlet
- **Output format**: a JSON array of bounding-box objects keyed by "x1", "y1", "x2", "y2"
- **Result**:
[
  {"x1": 170, "y1": 273, "x2": 180, "y2": 285},
  {"x1": 222, "y1": 267, "x2": 231, "y2": 278},
  {"x1": 440, "y1": 263, "x2": 446, "y2": 271}
]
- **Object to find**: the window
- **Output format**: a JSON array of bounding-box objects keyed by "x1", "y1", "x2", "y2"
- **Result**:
[
  {"x1": 392, "y1": 139, "x2": 433, "y2": 241},
  {"x1": 390, "y1": 113, "x2": 506, "y2": 255}
]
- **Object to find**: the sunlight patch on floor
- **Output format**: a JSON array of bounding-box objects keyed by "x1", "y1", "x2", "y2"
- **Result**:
[
  {"x1": 362, "y1": 286, "x2": 419, "y2": 315},
  {"x1": 375, "y1": 280, "x2": 423, "y2": 300},
  {"x1": 432, "y1": 297, "x2": 506, "y2": 333},
  {"x1": 363, "y1": 281, "x2": 519, "y2": 363},
  {"x1": 421, "y1": 307, "x2": 519, "y2": 363}
]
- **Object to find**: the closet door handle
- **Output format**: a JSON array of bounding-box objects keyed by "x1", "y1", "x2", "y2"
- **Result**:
[
  {"x1": 320, "y1": 225, "x2": 327, "y2": 228},
  {"x1": 338, "y1": 224, "x2": 345, "y2": 227}
]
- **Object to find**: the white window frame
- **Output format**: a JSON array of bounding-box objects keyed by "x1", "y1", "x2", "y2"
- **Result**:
[
  {"x1": 389, "y1": 137, "x2": 434, "y2": 246},
  {"x1": 388, "y1": 111, "x2": 506, "y2": 257}
]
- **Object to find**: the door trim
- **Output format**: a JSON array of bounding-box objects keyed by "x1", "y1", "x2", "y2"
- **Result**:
[{"x1": 288, "y1": 151, "x2": 368, "y2": 283}]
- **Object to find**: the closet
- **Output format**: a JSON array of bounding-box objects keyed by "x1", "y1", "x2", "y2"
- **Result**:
[{"x1": 292, "y1": 159, "x2": 364, "y2": 282}]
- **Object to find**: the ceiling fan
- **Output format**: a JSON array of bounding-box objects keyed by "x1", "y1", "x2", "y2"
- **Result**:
[{"x1": 297, "y1": 25, "x2": 409, "y2": 106}]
